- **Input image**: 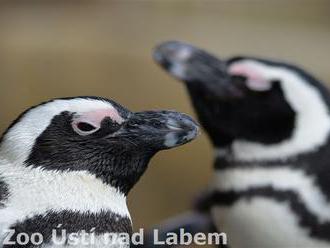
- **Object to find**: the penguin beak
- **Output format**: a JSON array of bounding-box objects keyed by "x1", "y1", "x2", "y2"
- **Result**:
[
  {"x1": 124, "y1": 110, "x2": 199, "y2": 150},
  {"x1": 153, "y1": 40, "x2": 244, "y2": 99}
]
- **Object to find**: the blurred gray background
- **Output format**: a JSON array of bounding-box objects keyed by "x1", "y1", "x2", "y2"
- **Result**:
[{"x1": 0, "y1": 0, "x2": 329, "y2": 229}]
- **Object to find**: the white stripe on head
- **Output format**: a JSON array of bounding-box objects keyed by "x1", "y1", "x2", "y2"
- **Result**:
[
  {"x1": 228, "y1": 60, "x2": 330, "y2": 162},
  {"x1": 213, "y1": 167, "x2": 330, "y2": 223},
  {"x1": 0, "y1": 98, "x2": 124, "y2": 164}
]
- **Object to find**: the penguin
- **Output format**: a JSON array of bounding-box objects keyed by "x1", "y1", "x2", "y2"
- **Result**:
[
  {"x1": 153, "y1": 41, "x2": 330, "y2": 247},
  {"x1": 0, "y1": 96, "x2": 199, "y2": 248}
]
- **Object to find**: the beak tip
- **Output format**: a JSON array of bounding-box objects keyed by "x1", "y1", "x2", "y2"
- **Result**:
[
  {"x1": 153, "y1": 40, "x2": 196, "y2": 64},
  {"x1": 160, "y1": 110, "x2": 200, "y2": 149},
  {"x1": 153, "y1": 47, "x2": 164, "y2": 63}
]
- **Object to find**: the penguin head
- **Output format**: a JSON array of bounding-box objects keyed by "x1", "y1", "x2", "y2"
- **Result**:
[
  {"x1": 154, "y1": 41, "x2": 330, "y2": 161},
  {"x1": 0, "y1": 97, "x2": 199, "y2": 194}
]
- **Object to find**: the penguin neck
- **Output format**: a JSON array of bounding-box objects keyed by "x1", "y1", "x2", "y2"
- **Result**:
[
  {"x1": 214, "y1": 95, "x2": 330, "y2": 164},
  {"x1": 90, "y1": 152, "x2": 153, "y2": 196},
  {"x1": 0, "y1": 158, "x2": 131, "y2": 224},
  {"x1": 23, "y1": 148, "x2": 155, "y2": 196}
]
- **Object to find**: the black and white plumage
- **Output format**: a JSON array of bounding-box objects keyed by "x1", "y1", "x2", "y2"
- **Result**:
[
  {"x1": 0, "y1": 96, "x2": 199, "y2": 247},
  {"x1": 154, "y1": 41, "x2": 330, "y2": 247}
]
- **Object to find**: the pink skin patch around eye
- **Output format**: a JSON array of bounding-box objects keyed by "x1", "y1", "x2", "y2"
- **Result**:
[
  {"x1": 73, "y1": 108, "x2": 124, "y2": 129},
  {"x1": 228, "y1": 63, "x2": 272, "y2": 91}
]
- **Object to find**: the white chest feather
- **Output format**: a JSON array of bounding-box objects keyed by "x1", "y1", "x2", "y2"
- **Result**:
[
  {"x1": 213, "y1": 167, "x2": 330, "y2": 222},
  {"x1": 212, "y1": 167, "x2": 330, "y2": 247},
  {"x1": 212, "y1": 198, "x2": 329, "y2": 248},
  {"x1": 0, "y1": 158, "x2": 130, "y2": 241}
]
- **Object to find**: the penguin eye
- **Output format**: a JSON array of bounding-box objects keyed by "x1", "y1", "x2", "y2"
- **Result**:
[
  {"x1": 77, "y1": 122, "x2": 96, "y2": 132},
  {"x1": 73, "y1": 122, "x2": 99, "y2": 136}
]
